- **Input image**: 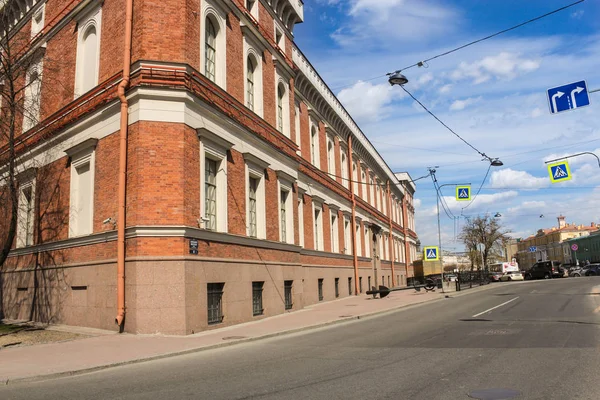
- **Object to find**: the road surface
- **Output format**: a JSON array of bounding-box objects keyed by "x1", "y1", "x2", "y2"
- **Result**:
[{"x1": 2, "y1": 278, "x2": 600, "y2": 399}]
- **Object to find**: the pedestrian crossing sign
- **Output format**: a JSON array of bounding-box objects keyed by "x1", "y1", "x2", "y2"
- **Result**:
[
  {"x1": 455, "y1": 186, "x2": 471, "y2": 201},
  {"x1": 547, "y1": 161, "x2": 571, "y2": 183},
  {"x1": 423, "y1": 246, "x2": 439, "y2": 261}
]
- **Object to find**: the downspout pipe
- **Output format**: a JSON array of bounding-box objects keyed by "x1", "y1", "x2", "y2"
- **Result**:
[
  {"x1": 348, "y1": 136, "x2": 359, "y2": 295},
  {"x1": 116, "y1": 0, "x2": 133, "y2": 330},
  {"x1": 387, "y1": 180, "x2": 395, "y2": 287},
  {"x1": 402, "y1": 194, "x2": 411, "y2": 277}
]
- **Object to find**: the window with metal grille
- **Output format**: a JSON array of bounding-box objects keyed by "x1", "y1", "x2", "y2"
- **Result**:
[
  {"x1": 359, "y1": 277, "x2": 363, "y2": 293},
  {"x1": 205, "y1": 19, "x2": 217, "y2": 82},
  {"x1": 348, "y1": 277, "x2": 352, "y2": 295},
  {"x1": 204, "y1": 158, "x2": 217, "y2": 230},
  {"x1": 280, "y1": 190, "x2": 287, "y2": 243},
  {"x1": 318, "y1": 278, "x2": 324, "y2": 301},
  {"x1": 248, "y1": 177, "x2": 258, "y2": 237},
  {"x1": 368, "y1": 276, "x2": 371, "y2": 291},
  {"x1": 277, "y1": 85, "x2": 284, "y2": 132},
  {"x1": 207, "y1": 283, "x2": 224, "y2": 325},
  {"x1": 252, "y1": 281, "x2": 264, "y2": 316},
  {"x1": 335, "y1": 278, "x2": 339, "y2": 298},
  {"x1": 246, "y1": 57, "x2": 255, "y2": 111},
  {"x1": 284, "y1": 280, "x2": 293, "y2": 310}
]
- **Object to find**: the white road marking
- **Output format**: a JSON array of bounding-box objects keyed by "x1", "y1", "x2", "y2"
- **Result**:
[{"x1": 472, "y1": 297, "x2": 520, "y2": 318}]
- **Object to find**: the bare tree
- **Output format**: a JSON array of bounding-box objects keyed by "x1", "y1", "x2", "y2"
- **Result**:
[
  {"x1": 460, "y1": 216, "x2": 510, "y2": 273},
  {"x1": 0, "y1": 10, "x2": 65, "y2": 321}
]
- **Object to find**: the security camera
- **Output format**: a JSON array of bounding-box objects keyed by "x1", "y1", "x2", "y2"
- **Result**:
[{"x1": 102, "y1": 217, "x2": 113, "y2": 224}]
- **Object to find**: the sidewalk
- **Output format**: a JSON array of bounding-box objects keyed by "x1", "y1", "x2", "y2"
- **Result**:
[{"x1": 1, "y1": 288, "x2": 450, "y2": 384}]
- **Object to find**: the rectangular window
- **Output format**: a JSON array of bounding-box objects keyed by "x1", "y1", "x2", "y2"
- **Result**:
[
  {"x1": 314, "y1": 205, "x2": 323, "y2": 251},
  {"x1": 335, "y1": 278, "x2": 339, "y2": 298},
  {"x1": 65, "y1": 140, "x2": 97, "y2": 237},
  {"x1": 23, "y1": 60, "x2": 42, "y2": 132},
  {"x1": 17, "y1": 180, "x2": 36, "y2": 248},
  {"x1": 318, "y1": 278, "x2": 324, "y2": 301},
  {"x1": 355, "y1": 224, "x2": 362, "y2": 256},
  {"x1": 280, "y1": 190, "x2": 287, "y2": 243},
  {"x1": 343, "y1": 217, "x2": 350, "y2": 255},
  {"x1": 359, "y1": 277, "x2": 363, "y2": 293},
  {"x1": 252, "y1": 281, "x2": 264, "y2": 316},
  {"x1": 284, "y1": 280, "x2": 293, "y2": 310},
  {"x1": 31, "y1": 5, "x2": 45, "y2": 38},
  {"x1": 298, "y1": 196, "x2": 304, "y2": 247},
  {"x1": 368, "y1": 276, "x2": 371, "y2": 291},
  {"x1": 204, "y1": 158, "x2": 217, "y2": 230},
  {"x1": 348, "y1": 277, "x2": 352, "y2": 295},
  {"x1": 364, "y1": 226, "x2": 370, "y2": 258},
  {"x1": 207, "y1": 283, "x2": 224, "y2": 325},
  {"x1": 330, "y1": 213, "x2": 338, "y2": 253},
  {"x1": 248, "y1": 177, "x2": 258, "y2": 237}
]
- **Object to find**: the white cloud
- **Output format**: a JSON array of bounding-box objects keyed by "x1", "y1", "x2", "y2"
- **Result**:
[
  {"x1": 439, "y1": 84, "x2": 453, "y2": 94},
  {"x1": 450, "y1": 96, "x2": 481, "y2": 111},
  {"x1": 571, "y1": 10, "x2": 584, "y2": 19},
  {"x1": 451, "y1": 52, "x2": 541, "y2": 84},
  {"x1": 414, "y1": 198, "x2": 422, "y2": 208},
  {"x1": 337, "y1": 81, "x2": 404, "y2": 122},
  {"x1": 531, "y1": 108, "x2": 543, "y2": 118},
  {"x1": 489, "y1": 169, "x2": 549, "y2": 189},
  {"x1": 330, "y1": 0, "x2": 458, "y2": 48},
  {"x1": 507, "y1": 201, "x2": 546, "y2": 214}
]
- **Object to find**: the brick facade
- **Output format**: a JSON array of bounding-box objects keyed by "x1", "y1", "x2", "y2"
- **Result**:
[{"x1": 0, "y1": 0, "x2": 418, "y2": 335}]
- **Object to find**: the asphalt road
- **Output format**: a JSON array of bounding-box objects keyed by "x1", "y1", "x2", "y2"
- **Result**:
[{"x1": 2, "y1": 278, "x2": 600, "y2": 400}]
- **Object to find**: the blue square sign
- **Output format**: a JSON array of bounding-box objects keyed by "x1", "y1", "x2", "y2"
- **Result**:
[{"x1": 547, "y1": 80, "x2": 590, "y2": 114}]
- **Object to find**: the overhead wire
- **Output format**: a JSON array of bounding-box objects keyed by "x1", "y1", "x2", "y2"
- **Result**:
[
  {"x1": 461, "y1": 164, "x2": 492, "y2": 212},
  {"x1": 400, "y1": 85, "x2": 494, "y2": 162},
  {"x1": 331, "y1": 0, "x2": 586, "y2": 91}
]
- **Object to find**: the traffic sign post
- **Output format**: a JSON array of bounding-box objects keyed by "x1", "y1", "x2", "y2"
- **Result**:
[
  {"x1": 456, "y1": 185, "x2": 471, "y2": 201},
  {"x1": 529, "y1": 246, "x2": 537, "y2": 253},
  {"x1": 571, "y1": 244, "x2": 578, "y2": 251},
  {"x1": 547, "y1": 80, "x2": 591, "y2": 114},
  {"x1": 547, "y1": 161, "x2": 572, "y2": 183},
  {"x1": 423, "y1": 246, "x2": 439, "y2": 261}
]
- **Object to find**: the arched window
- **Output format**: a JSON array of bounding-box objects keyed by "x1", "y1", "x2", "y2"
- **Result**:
[
  {"x1": 205, "y1": 18, "x2": 217, "y2": 82},
  {"x1": 81, "y1": 25, "x2": 98, "y2": 93},
  {"x1": 246, "y1": 56, "x2": 255, "y2": 111},
  {"x1": 277, "y1": 84, "x2": 285, "y2": 132}
]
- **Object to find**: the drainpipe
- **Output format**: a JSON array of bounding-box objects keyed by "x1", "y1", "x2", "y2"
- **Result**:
[
  {"x1": 387, "y1": 180, "x2": 395, "y2": 287},
  {"x1": 116, "y1": 0, "x2": 133, "y2": 330},
  {"x1": 402, "y1": 193, "x2": 411, "y2": 277},
  {"x1": 348, "y1": 136, "x2": 359, "y2": 295}
]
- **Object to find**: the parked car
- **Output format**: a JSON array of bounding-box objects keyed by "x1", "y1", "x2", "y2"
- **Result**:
[
  {"x1": 489, "y1": 272, "x2": 504, "y2": 282},
  {"x1": 570, "y1": 267, "x2": 585, "y2": 277},
  {"x1": 524, "y1": 261, "x2": 565, "y2": 280},
  {"x1": 500, "y1": 271, "x2": 524, "y2": 281},
  {"x1": 584, "y1": 264, "x2": 600, "y2": 276}
]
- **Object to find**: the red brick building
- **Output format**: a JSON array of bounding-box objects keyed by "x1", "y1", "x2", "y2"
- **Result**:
[{"x1": 0, "y1": 0, "x2": 419, "y2": 334}]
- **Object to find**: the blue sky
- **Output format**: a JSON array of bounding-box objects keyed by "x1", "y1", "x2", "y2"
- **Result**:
[{"x1": 294, "y1": 0, "x2": 600, "y2": 251}]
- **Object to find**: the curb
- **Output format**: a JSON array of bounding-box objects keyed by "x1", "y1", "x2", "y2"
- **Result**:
[{"x1": 3, "y1": 286, "x2": 498, "y2": 386}]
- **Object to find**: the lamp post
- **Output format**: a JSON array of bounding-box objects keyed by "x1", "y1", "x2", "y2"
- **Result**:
[
  {"x1": 545, "y1": 152, "x2": 600, "y2": 169},
  {"x1": 435, "y1": 181, "x2": 471, "y2": 293}
]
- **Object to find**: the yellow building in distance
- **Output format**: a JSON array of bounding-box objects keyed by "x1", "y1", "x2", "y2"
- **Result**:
[{"x1": 516, "y1": 216, "x2": 597, "y2": 269}]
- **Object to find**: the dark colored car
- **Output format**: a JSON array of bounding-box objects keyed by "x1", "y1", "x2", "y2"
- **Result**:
[
  {"x1": 584, "y1": 264, "x2": 600, "y2": 276},
  {"x1": 489, "y1": 272, "x2": 503, "y2": 282},
  {"x1": 524, "y1": 261, "x2": 565, "y2": 280}
]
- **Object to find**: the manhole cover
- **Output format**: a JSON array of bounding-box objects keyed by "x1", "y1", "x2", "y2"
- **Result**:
[
  {"x1": 468, "y1": 388, "x2": 521, "y2": 399},
  {"x1": 222, "y1": 336, "x2": 248, "y2": 340},
  {"x1": 339, "y1": 315, "x2": 353, "y2": 318},
  {"x1": 346, "y1": 304, "x2": 358, "y2": 307}
]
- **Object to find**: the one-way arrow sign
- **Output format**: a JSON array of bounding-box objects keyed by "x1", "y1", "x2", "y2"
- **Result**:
[{"x1": 547, "y1": 80, "x2": 590, "y2": 114}]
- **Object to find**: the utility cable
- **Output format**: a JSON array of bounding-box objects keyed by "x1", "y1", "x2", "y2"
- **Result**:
[
  {"x1": 389, "y1": 0, "x2": 586, "y2": 75},
  {"x1": 400, "y1": 85, "x2": 497, "y2": 163},
  {"x1": 331, "y1": 1, "x2": 585, "y2": 91},
  {"x1": 461, "y1": 164, "x2": 492, "y2": 211}
]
